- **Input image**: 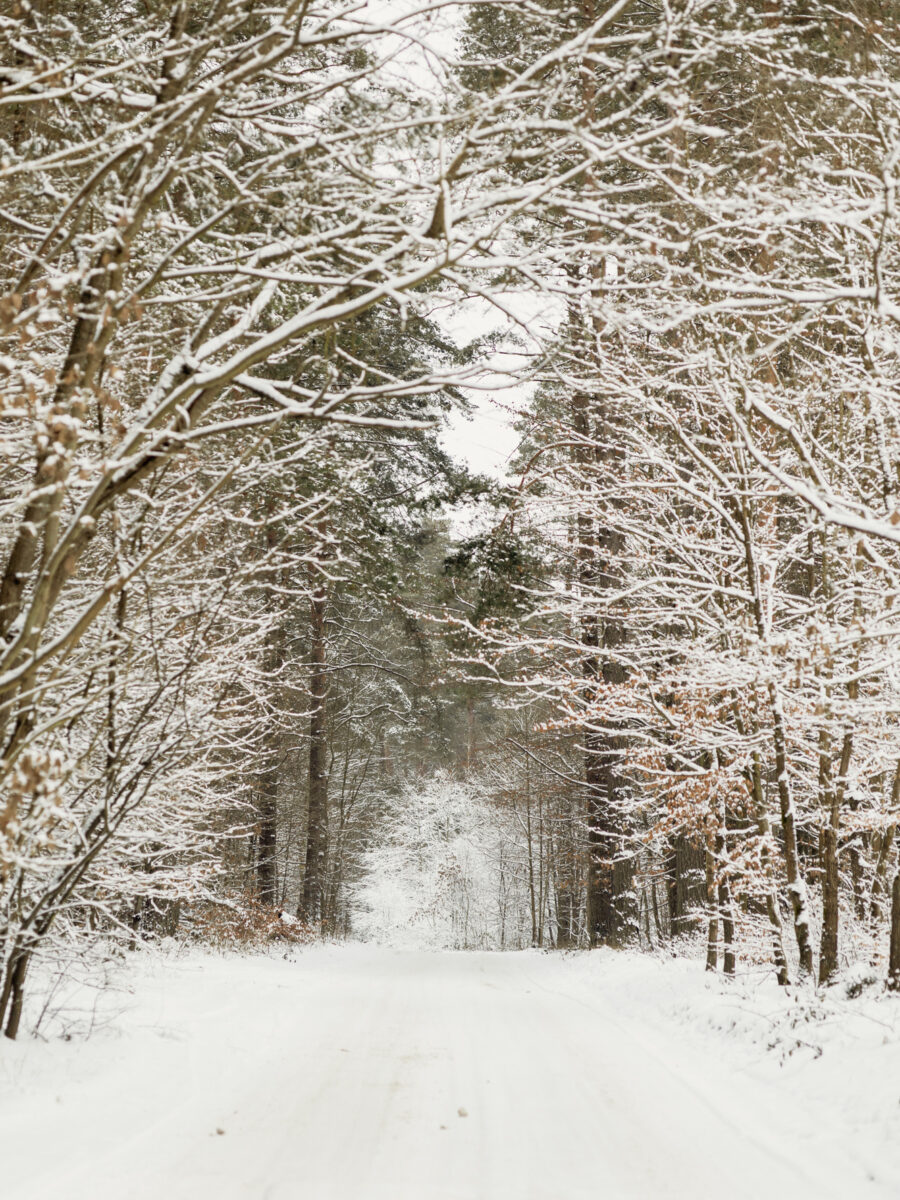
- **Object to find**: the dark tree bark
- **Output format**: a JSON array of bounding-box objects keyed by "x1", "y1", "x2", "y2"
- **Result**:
[
  {"x1": 872, "y1": 824, "x2": 897, "y2": 922},
  {"x1": 818, "y1": 728, "x2": 839, "y2": 984},
  {"x1": 889, "y1": 871, "x2": 900, "y2": 992},
  {"x1": 300, "y1": 585, "x2": 329, "y2": 925},
  {"x1": 705, "y1": 838, "x2": 719, "y2": 973},
  {"x1": 572, "y1": 387, "x2": 636, "y2": 950},
  {"x1": 718, "y1": 875, "x2": 736, "y2": 978},
  {"x1": 665, "y1": 835, "x2": 706, "y2": 937},
  {"x1": 715, "y1": 794, "x2": 736, "y2": 977},
  {"x1": 584, "y1": 719, "x2": 634, "y2": 948},
  {"x1": 256, "y1": 771, "x2": 279, "y2": 907},
  {"x1": 3, "y1": 951, "x2": 28, "y2": 1040}
]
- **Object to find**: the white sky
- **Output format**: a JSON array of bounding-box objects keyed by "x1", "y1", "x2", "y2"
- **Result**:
[
  {"x1": 441, "y1": 393, "x2": 522, "y2": 479},
  {"x1": 435, "y1": 291, "x2": 556, "y2": 482}
]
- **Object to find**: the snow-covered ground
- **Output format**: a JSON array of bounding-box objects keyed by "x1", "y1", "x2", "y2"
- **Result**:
[{"x1": 2, "y1": 945, "x2": 899, "y2": 1199}]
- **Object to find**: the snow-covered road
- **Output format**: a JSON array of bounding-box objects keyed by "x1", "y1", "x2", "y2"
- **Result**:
[{"x1": 1, "y1": 946, "x2": 895, "y2": 1199}]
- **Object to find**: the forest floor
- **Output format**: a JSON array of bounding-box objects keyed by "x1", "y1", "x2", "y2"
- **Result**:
[{"x1": 1, "y1": 944, "x2": 899, "y2": 1199}]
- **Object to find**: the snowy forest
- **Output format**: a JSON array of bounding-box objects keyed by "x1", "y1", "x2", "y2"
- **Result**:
[
  {"x1": 4, "y1": 0, "x2": 900, "y2": 1014},
  {"x1": 5, "y1": 2, "x2": 900, "y2": 1196}
]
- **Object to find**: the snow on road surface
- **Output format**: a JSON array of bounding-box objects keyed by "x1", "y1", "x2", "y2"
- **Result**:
[{"x1": 1, "y1": 946, "x2": 898, "y2": 1200}]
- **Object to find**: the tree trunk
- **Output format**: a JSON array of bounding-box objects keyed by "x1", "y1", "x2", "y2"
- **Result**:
[
  {"x1": 705, "y1": 837, "x2": 718, "y2": 973},
  {"x1": 820, "y1": 731, "x2": 852, "y2": 985},
  {"x1": 715, "y1": 796, "x2": 735, "y2": 977},
  {"x1": 574, "y1": 386, "x2": 635, "y2": 950},
  {"x1": 769, "y1": 685, "x2": 815, "y2": 978},
  {"x1": 748, "y1": 753, "x2": 790, "y2": 985},
  {"x1": 735, "y1": 480, "x2": 814, "y2": 978},
  {"x1": 718, "y1": 876, "x2": 736, "y2": 977},
  {"x1": 888, "y1": 871, "x2": 900, "y2": 992},
  {"x1": 256, "y1": 522, "x2": 283, "y2": 907},
  {"x1": 300, "y1": 585, "x2": 329, "y2": 926},
  {"x1": 2, "y1": 950, "x2": 29, "y2": 1040},
  {"x1": 256, "y1": 771, "x2": 279, "y2": 907},
  {"x1": 819, "y1": 824, "x2": 839, "y2": 983},
  {"x1": 818, "y1": 726, "x2": 839, "y2": 985},
  {"x1": 872, "y1": 824, "x2": 897, "y2": 922},
  {"x1": 555, "y1": 825, "x2": 576, "y2": 949},
  {"x1": 666, "y1": 834, "x2": 705, "y2": 937},
  {"x1": 525, "y1": 777, "x2": 538, "y2": 946}
]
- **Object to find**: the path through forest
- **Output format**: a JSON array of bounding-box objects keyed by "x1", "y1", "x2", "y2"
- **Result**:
[{"x1": 1, "y1": 946, "x2": 894, "y2": 1199}]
